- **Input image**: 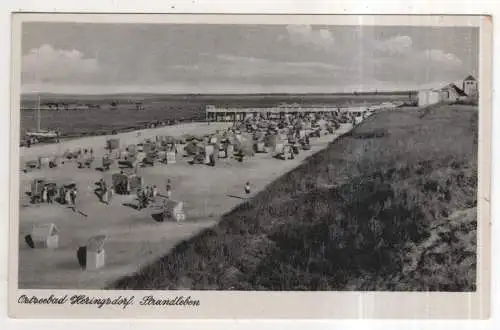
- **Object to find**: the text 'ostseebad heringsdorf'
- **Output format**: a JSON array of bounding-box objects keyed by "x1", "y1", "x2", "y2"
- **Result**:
[{"x1": 17, "y1": 294, "x2": 201, "y2": 309}]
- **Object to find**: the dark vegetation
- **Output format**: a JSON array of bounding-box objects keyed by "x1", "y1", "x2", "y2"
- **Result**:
[
  {"x1": 109, "y1": 104, "x2": 478, "y2": 291},
  {"x1": 455, "y1": 98, "x2": 479, "y2": 106}
]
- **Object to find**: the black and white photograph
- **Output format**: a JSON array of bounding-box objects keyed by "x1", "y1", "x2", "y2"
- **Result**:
[{"x1": 9, "y1": 13, "x2": 491, "y2": 319}]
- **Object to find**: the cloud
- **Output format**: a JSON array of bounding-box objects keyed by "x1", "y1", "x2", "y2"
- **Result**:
[
  {"x1": 419, "y1": 49, "x2": 463, "y2": 67},
  {"x1": 366, "y1": 33, "x2": 464, "y2": 85},
  {"x1": 373, "y1": 35, "x2": 462, "y2": 68},
  {"x1": 22, "y1": 44, "x2": 99, "y2": 83},
  {"x1": 286, "y1": 25, "x2": 335, "y2": 50},
  {"x1": 370, "y1": 35, "x2": 461, "y2": 69},
  {"x1": 20, "y1": 26, "x2": 474, "y2": 94},
  {"x1": 375, "y1": 35, "x2": 413, "y2": 54},
  {"x1": 198, "y1": 54, "x2": 352, "y2": 80}
]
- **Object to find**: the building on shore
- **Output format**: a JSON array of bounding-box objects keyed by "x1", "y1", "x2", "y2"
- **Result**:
[
  {"x1": 417, "y1": 75, "x2": 478, "y2": 107},
  {"x1": 462, "y1": 75, "x2": 478, "y2": 98},
  {"x1": 439, "y1": 83, "x2": 468, "y2": 103},
  {"x1": 417, "y1": 89, "x2": 442, "y2": 107}
]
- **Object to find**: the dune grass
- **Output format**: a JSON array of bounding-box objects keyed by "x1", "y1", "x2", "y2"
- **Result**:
[{"x1": 110, "y1": 104, "x2": 478, "y2": 291}]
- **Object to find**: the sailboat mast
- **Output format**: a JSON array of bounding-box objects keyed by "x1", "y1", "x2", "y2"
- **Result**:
[
  {"x1": 37, "y1": 95, "x2": 41, "y2": 132},
  {"x1": 35, "y1": 45, "x2": 41, "y2": 133}
]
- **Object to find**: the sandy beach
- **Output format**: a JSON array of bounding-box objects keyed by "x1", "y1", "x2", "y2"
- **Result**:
[
  {"x1": 18, "y1": 121, "x2": 354, "y2": 289},
  {"x1": 20, "y1": 122, "x2": 231, "y2": 164}
]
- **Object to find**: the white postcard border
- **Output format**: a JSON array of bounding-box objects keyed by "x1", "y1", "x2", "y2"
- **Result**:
[{"x1": 7, "y1": 13, "x2": 492, "y2": 319}]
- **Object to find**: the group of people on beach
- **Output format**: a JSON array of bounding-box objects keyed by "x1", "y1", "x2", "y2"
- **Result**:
[
  {"x1": 38, "y1": 185, "x2": 78, "y2": 206},
  {"x1": 136, "y1": 185, "x2": 157, "y2": 210},
  {"x1": 136, "y1": 180, "x2": 172, "y2": 210},
  {"x1": 93, "y1": 174, "x2": 173, "y2": 210}
]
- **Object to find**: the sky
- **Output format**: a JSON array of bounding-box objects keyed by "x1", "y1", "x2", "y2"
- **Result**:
[{"x1": 20, "y1": 23, "x2": 479, "y2": 94}]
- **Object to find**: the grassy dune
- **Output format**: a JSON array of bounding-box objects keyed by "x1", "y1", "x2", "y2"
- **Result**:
[{"x1": 111, "y1": 104, "x2": 478, "y2": 291}]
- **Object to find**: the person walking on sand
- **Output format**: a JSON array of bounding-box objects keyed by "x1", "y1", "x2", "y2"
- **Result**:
[
  {"x1": 97, "y1": 179, "x2": 107, "y2": 203},
  {"x1": 70, "y1": 187, "x2": 77, "y2": 206},
  {"x1": 42, "y1": 186, "x2": 48, "y2": 203},
  {"x1": 108, "y1": 186, "x2": 114, "y2": 205},
  {"x1": 244, "y1": 181, "x2": 251, "y2": 195},
  {"x1": 65, "y1": 188, "x2": 72, "y2": 205},
  {"x1": 166, "y1": 180, "x2": 172, "y2": 199},
  {"x1": 47, "y1": 187, "x2": 54, "y2": 204},
  {"x1": 59, "y1": 186, "x2": 66, "y2": 204}
]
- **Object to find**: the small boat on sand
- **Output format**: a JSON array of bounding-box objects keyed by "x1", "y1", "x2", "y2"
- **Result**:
[{"x1": 24, "y1": 95, "x2": 60, "y2": 145}]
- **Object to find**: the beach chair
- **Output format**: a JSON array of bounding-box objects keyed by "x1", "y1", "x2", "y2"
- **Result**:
[
  {"x1": 157, "y1": 151, "x2": 167, "y2": 163},
  {"x1": 204, "y1": 145, "x2": 215, "y2": 164},
  {"x1": 85, "y1": 235, "x2": 106, "y2": 270},
  {"x1": 226, "y1": 144, "x2": 234, "y2": 156},
  {"x1": 102, "y1": 156, "x2": 113, "y2": 171},
  {"x1": 38, "y1": 156, "x2": 51, "y2": 169},
  {"x1": 274, "y1": 143, "x2": 284, "y2": 155},
  {"x1": 218, "y1": 148, "x2": 227, "y2": 159},
  {"x1": 255, "y1": 141, "x2": 266, "y2": 153},
  {"x1": 166, "y1": 151, "x2": 176, "y2": 164},
  {"x1": 106, "y1": 138, "x2": 120, "y2": 151},
  {"x1": 128, "y1": 174, "x2": 143, "y2": 192},
  {"x1": 164, "y1": 200, "x2": 186, "y2": 222},
  {"x1": 28, "y1": 223, "x2": 59, "y2": 249},
  {"x1": 30, "y1": 179, "x2": 46, "y2": 203}
]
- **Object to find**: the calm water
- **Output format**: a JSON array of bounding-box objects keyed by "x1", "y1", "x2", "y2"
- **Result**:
[
  {"x1": 20, "y1": 94, "x2": 411, "y2": 138},
  {"x1": 20, "y1": 107, "x2": 205, "y2": 138}
]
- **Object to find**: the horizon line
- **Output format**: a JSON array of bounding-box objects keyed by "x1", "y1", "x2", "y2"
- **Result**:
[{"x1": 20, "y1": 90, "x2": 417, "y2": 97}]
